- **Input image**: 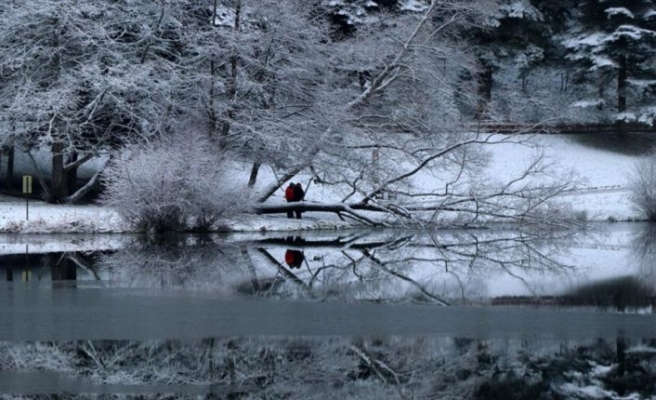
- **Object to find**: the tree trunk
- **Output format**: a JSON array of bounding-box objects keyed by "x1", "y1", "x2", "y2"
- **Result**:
[
  {"x1": 66, "y1": 169, "x2": 102, "y2": 204},
  {"x1": 5, "y1": 145, "x2": 14, "y2": 193},
  {"x1": 67, "y1": 152, "x2": 78, "y2": 196},
  {"x1": 475, "y1": 66, "x2": 493, "y2": 120},
  {"x1": 220, "y1": 0, "x2": 241, "y2": 149},
  {"x1": 248, "y1": 162, "x2": 260, "y2": 187},
  {"x1": 50, "y1": 252, "x2": 76, "y2": 281},
  {"x1": 5, "y1": 117, "x2": 16, "y2": 193},
  {"x1": 49, "y1": 18, "x2": 66, "y2": 202},
  {"x1": 209, "y1": 0, "x2": 218, "y2": 141},
  {"x1": 617, "y1": 55, "x2": 627, "y2": 114},
  {"x1": 617, "y1": 55, "x2": 627, "y2": 136},
  {"x1": 51, "y1": 142, "x2": 68, "y2": 203},
  {"x1": 208, "y1": 59, "x2": 217, "y2": 140}
]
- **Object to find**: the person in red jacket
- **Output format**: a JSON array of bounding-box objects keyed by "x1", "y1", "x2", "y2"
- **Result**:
[
  {"x1": 285, "y1": 183, "x2": 296, "y2": 218},
  {"x1": 284, "y1": 182, "x2": 305, "y2": 219}
]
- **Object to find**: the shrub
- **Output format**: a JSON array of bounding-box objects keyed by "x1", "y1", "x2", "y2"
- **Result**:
[
  {"x1": 100, "y1": 132, "x2": 251, "y2": 232},
  {"x1": 629, "y1": 156, "x2": 656, "y2": 221}
]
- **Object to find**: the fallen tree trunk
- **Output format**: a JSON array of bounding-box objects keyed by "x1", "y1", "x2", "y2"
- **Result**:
[
  {"x1": 254, "y1": 202, "x2": 409, "y2": 215},
  {"x1": 253, "y1": 202, "x2": 398, "y2": 226}
]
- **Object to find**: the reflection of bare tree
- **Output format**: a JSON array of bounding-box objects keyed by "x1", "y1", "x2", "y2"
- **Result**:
[
  {"x1": 631, "y1": 224, "x2": 656, "y2": 285},
  {"x1": 360, "y1": 249, "x2": 450, "y2": 305},
  {"x1": 96, "y1": 229, "x2": 576, "y2": 303},
  {"x1": 98, "y1": 235, "x2": 248, "y2": 291},
  {"x1": 65, "y1": 252, "x2": 100, "y2": 280},
  {"x1": 251, "y1": 229, "x2": 576, "y2": 304},
  {"x1": 256, "y1": 247, "x2": 313, "y2": 297},
  {"x1": 0, "y1": 251, "x2": 102, "y2": 283}
]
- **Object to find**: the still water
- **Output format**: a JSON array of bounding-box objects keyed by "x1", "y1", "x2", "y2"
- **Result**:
[{"x1": 0, "y1": 224, "x2": 655, "y2": 398}]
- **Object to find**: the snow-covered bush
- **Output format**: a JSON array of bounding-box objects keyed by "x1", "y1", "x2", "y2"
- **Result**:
[
  {"x1": 101, "y1": 132, "x2": 251, "y2": 232},
  {"x1": 629, "y1": 155, "x2": 656, "y2": 221}
]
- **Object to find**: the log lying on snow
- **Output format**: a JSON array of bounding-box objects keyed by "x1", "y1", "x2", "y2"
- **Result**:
[{"x1": 253, "y1": 202, "x2": 408, "y2": 226}]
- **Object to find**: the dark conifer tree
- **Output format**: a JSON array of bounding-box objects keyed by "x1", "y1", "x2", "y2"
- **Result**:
[
  {"x1": 459, "y1": 0, "x2": 553, "y2": 120},
  {"x1": 564, "y1": 0, "x2": 656, "y2": 124}
]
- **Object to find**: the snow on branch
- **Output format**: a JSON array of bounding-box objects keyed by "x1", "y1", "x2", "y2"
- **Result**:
[
  {"x1": 608, "y1": 25, "x2": 656, "y2": 42},
  {"x1": 605, "y1": 7, "x2": 634, "y2": 19},
  {"x1": 563, "y1": 32, "x2": 607, "y2": 50},
  {"x1": 571, "y1": 99, "x2": 605, "y2": 109},
  {"x1": 498, "y1": 0, "x2": 542, "y2": 21},
  {"x1": 399, "y1": 0, "x2": 430, "y2": 13}
]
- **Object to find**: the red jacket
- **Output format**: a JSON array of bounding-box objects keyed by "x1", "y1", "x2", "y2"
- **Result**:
[
  {"x1": 285, "y1": 185, "x2": 295, "y2": 201},
  {"x1": 285, "y1": 250, "x2": 304, "y2": 268}
]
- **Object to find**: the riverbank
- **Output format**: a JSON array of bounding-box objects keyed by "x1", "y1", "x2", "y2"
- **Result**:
[
  {"x1": 0, "y1": 199, "x2": 359, "y2": 234},
  {"x1": 0, "y1": 134, "x2": 645, "y2": 234}
]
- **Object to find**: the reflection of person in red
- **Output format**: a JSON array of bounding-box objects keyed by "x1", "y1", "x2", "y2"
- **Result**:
[{"x1": 284, "y1": 249, "x2": 304, "y2": 269}]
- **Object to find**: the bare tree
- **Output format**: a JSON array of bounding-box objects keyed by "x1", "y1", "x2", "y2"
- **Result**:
[
  {"x1": 0, "y1": 0, "x2": 580, "y2": 229},
  {"x1": 100, "y1": 130, "x2": 253, "y2": 232},
  {"x1": 250, "y1": 0, "x2": 580, "y2": 228},
  {"x1": 628, "y1": 155, "x2": 656, "y2": 221},
  {"x1": 175, "y1": 0, "x2": 335, "y2": 185},
  {"x1": 0, "y1": 0, "x2": 184, "y2": 202}
]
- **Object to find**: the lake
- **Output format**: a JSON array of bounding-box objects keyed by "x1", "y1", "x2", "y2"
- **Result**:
[{"x1": 0, "y1": 223, "x2": 655, "y2": 398}]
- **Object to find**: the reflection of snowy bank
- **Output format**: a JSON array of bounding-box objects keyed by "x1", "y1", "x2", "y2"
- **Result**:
[
  {"x1": 91, "y1": 225, "x2": 655, "y2": 310},
  {"x1": 1, "y1": 224, "x2": 655, "y2": 309},
  {"x1": 0, "y1": 233, "x2": 131, "y2": 254}
]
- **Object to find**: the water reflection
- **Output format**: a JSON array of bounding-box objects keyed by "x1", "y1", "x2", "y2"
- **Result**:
[
  {"x1": 1, "y1": 226, "x2": 654, "y2": 311},
  {"x1": 93, "y1": 229, "x2": 581, "y2": 305},
  {"x1": 0, "y1": 251, "x2": 100, "y2": 283},
  {"x1": 1, "y1": 336, "x2": 654, "y2": 398},
  {"x1": 1, "y1": 227, "x2": 655, "y2": 397},
  {"x1": 632, "y1": 224, "x2": 656, "y2": 281},
  {"x1": 0, "y1": 233, "x2": 126, "y2": 285}
]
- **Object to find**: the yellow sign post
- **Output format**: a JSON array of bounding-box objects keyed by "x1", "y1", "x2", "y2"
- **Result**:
[{"x1": 22, "y1": 175, "x2": 32, "y2": 220}]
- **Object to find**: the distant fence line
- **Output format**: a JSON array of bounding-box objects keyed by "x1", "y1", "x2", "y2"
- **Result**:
[{"x1": 472, "y1": 122, "x2": 656, "y2": 134}]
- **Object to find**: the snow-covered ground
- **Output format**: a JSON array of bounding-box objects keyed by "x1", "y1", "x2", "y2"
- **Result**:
[
  {"x1": 533, "y1": 134, "x2": 643, "y2": 222},
  {"x1": 0, "y1": 134, "x2": 645, "y2": 234}
]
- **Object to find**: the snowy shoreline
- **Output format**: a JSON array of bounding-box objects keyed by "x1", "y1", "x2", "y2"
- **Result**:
[
  {"x1": 0, "y1": 134, "x2": 646, "y2": 234},
  {"x1": 0, "y1": 198, "x2": 643, "y2": 235}
]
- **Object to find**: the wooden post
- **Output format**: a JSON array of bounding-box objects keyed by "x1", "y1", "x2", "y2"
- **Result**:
[{"x1": 22, "y1": 175, "x2": 32, "y2": 220}]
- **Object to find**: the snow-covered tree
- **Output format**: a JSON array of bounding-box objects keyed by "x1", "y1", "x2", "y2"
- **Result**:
[
  {"x1": 251, "y1": 0, "x2": 579, "y2": 229},
  {"x1": 321, "y1": 0, "x2": 431, "y2": 35},
  {"x1": 0, "y1": 0, "x2": 581, "y2": 229},
  {"x1": 175, "y1": 0, "x2": 337, "y2": 187},
  {"x1": 0, "y1": 0, "x2": 182, "y2": 202},
  {"x1": 456, "y1": 0, "x2": 556, "y2": 120},
  {"x1": 564, "y1": 0, "x2": 656, "y2": 125},
  {"x1": 101, "y1": 129, "x2": 251, "y2": 232}
]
